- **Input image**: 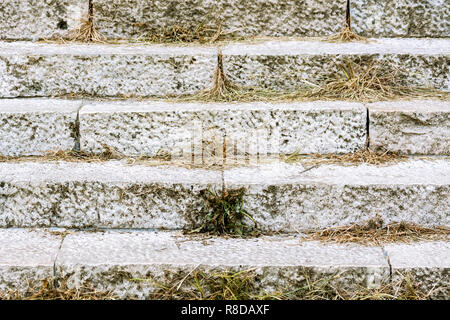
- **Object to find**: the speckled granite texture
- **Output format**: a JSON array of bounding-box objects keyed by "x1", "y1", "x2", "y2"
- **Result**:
[
  {"x1": 92, "y1": 0, "x2": 347, "y2": 39},
  {"x1": 0, "y1": 42, "x2": 217, "y2": 98},
  {"x1": 351, "y1": 0, "x2": 450, "y2": 37},
  {"x1": 0, "y1": 0, "x2": 89, "y2": 40},
  {"x1": 368, "y1": 100, "x2": 450, "y2": 155}
]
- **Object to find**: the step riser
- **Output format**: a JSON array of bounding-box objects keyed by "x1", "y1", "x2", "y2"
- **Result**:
[
  {"x1": 1, "y1": 161, "x2": 448, "y2": 230},
  {"x1": 1, "y1": 1, "x2": 448, "y2": 40},
  {"x1": 92, "y1": 0, "x2": 347, "y2": 39},
  {"x1": 79, "y1": 101, "x2": 367, "y2": 157},
  {"x1": 224, "y1": 53, "x2": 450, "y2": 92},
  {"x1": 351, "y1": 0, "x2": 450, "y2": 38},
  {"x1": 0, "y1": 0, "x2": 89, "y2": 40}
]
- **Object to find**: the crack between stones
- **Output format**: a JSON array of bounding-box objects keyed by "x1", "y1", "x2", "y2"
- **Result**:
[
  {"x1": 73, "y1": 101, "x2": 85, "y2": 152},
  {"x1": 52, "y1": 233, "x2": 68, "y2": 287},
  {"x1": 365, "y1": 105, "x2": 370, "y2": 149},
  {"x1": 346, "y1": 0, "x2": 351, "y2": 28},
  {"x1": 381, "y1": 245, "x2": 393, "y2": 283}
]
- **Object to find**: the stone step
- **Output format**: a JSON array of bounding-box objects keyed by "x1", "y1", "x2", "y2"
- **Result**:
[
  {"x1": 351, "y1": 0, "x2": 450, "y2": 38},
  {"x1": 0, "y1": 159, "x2": 448, "y2": 230},
  {"x1": 1, "y1": 39, "x2": 449, "y2": 98},
  {"x1": 79, "y1": 100, "x2": 367, "y2": 156},
  {"x1": 0, "y1": 99, "x2": 80, "y2": 156},
  {"x1": 92, "y1": 0, "x2": 347, "y2": 39},
  {"x1": 0, "y1": 0, "x2": 89, "y2": 41},
  {"x1": 223, "y1": 38, "x2": 450, "y2": 92},
  {"x1": 1, "y1": 228, "x2": 448, "y2": 299},
  {"x1": 0, "y1": 42, "x2": 217, "y2": 98},
  {"x1": 1, "y1": 98, "x2": 449, "y2": 157},
  {"x1": 368, "y1": 100, "x2": 450, "y2": 155},
  {"x1": 2, "y1": 98, "x2": 449, "y2": 157}
]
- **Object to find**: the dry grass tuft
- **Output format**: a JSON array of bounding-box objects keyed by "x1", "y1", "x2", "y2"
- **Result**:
[
  {"x1": 325, "y1": 25, "x2": 368, "y2": 42},
  {"x1": 134, "y1": 21, "x2": 224, "y2": 44},
  {"x1": 189, "y1": 188, "x2": 259, "y2": 237},
  {"x1": 192, "y1": 53, "x2": 241, "y2": 101},
  {"x1": 305, "y1": 60, "x2": 445, "y2": 101},
  {"x1": 70, "y1": 17, "x2": 105, "y2": 42},
  {"x1": 176, "y1": 59, "x2": 449, "y2": 103},
  {"x1": 139, "y1": 269, "x2": 257, "y2": 300},
  {"x1": 305, "y1": 216, "x2": 450, "y2": 245},
  {"x1": 0, "y1": 279, "x2": 116, "y2": 300},
  {"x1": 285, "y1": 149, "x2": 408, "y2": 166}
]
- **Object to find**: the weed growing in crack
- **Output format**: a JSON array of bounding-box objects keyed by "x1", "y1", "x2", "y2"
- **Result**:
[{"x1": 189, "y1": 188, "x2": 259, "y2": 237}]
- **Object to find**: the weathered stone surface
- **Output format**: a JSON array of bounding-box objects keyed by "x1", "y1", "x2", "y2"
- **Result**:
[
  {"x1": 92, "y1": 0, "x2": 347, "y2": 39},
  {"x1": 369, "y1": 100, "x2": 450, "y2": 155},
  {"x1": 222, "y1": 39, "x2": 450, "y2": 91},
  {"x1": 384, "y1": 241, "x2": 450, "y2": 299},
  {"x1": 0, "y1": 42, "x2": 217, "y2": 98},
  {"x1": 56, "y1": 230, "x2": 389, "y2": 299},
  {"x1": 79, "y1": 100, "x2": 366, "y2": 156},
  {"x1": 0, "y1": 99, "x2": 81, "y2": 156},
  {"x1": 0, "y1": 0, "x2": 89, "y2": 40},
  {"x1": 0, "y1": 162, "x2": 221, "y2": 228},
  {"x1": 0, "y1": 160, "x2": 448, "y2": 230},
  {"x1": 0, "y1": 229, "x2": 61, "y2": 295},
  {"x1": 351, "y1": 0, "x2": 450, "y2": 38},
  {"x1": 224, "y1": 160, "x2": 450, "y2": 232}
]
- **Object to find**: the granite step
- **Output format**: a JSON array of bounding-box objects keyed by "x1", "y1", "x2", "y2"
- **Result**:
[
  {"x1": 1, "y1": 98, "x2": 449, "y2": 157},
  {"x1": 0, "y1": 42, "x2": 218, "y2": 98},
  {"x1": 0, "y1": 39, "x2": 449, "y2": 98},
  {"x1": 0, "y1": 228, "x2": 448, "y2": 299},
  {"x1": 222, "y1": 38, "x2": 450, "y2": 92},
  {"x1": 0, "y1": 159, "x2": 448, "y2": 230}
]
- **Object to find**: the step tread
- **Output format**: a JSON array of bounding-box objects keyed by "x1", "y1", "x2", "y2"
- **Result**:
[
  {"x1": 222, "y1": 38, "x2": 450, "y2": 55},
  {"x1": 1, "y1": 159, "x2": 449, "y2": 184}
]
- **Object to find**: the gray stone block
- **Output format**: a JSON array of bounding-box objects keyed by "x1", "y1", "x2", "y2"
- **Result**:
[
  {"x1": 224, "y1": 160, "x2": 450, "y2": 232},
  {"x1": 351, "y1": 0, "x2": 450, "y2": 38},
  {"x1": 368, "y1": 100, "x2": 450, "y2": 155},
  {"x1": 56, "y1": 230, "x2": 389, "y2": 299},
  {"x1": 0, "y1": 162, "x2": 221, "y2": 228},
  {"x1": 0, "y1": 42, "x2": 218, "y2": 98},
  {"x1": 92, "y1": 0, "x2": 347, "y2": 39},
  {"x1": 79, "y1": 100, "x2": 367, "y2": 156},
  {"x1": 222, "y1": 39, "x2": 450, "y2": 91},
  {"x1": 0, "y1": 229, "x2": 61, "y2": 295},
  {"x1": 0, "y1": 99, "x2": 81, "y2": 156},
  {"x1": 0, "y1": 0, "x2": 89, "y2": 40}
]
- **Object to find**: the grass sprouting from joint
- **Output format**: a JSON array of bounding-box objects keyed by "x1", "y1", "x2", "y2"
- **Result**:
[{"x1": 189, "y1": 188, "x2": 260, "y2": 237}]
